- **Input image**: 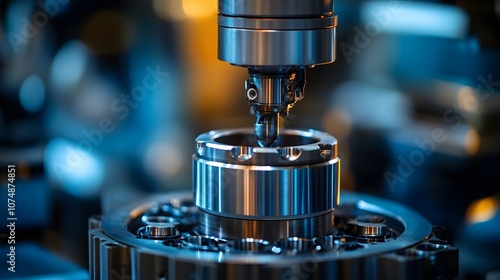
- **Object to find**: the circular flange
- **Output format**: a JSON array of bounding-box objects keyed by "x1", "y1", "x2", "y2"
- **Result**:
[{"x1": 100, "y1": 192, "x2": 433, "y2": 264}]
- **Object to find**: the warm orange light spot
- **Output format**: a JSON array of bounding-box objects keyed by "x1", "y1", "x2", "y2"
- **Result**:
[
  {"x1": 464, "y1": 129, "x2": 480, "y2": 156},
  {"x1": 457, "y1": 86, "x2": 479, "y2": 113},
  {"x1": 153, "y1": 0, "x2": 187, "y2": 22},
  {"x1": 466, "y1": 197, "x2": 499, "y2": 224},
  {"x1": 182, "y1": 0, "x2": 217, "y2": 19}
]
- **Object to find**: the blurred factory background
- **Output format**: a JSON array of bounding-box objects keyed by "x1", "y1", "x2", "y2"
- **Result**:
[{"x1": 0, "y1": 0, "x2": 499, "y2": 279}]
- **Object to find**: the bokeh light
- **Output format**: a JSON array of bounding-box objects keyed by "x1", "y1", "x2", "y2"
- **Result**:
[
  {"x1": 466, "y1": 196, "x2": 499, "y2": 224},
  {"x1": 182, "y1": 0, "x2": 217, "y2": 19},
  {"x1": 19, "y1": 75, "x2": 45, "y2": 113},
  {"x1": 361, "y1": 1, "x2": 468, "y2": 39},
  {"x1": 49, "y1": 40, "x2": 88, "y2": 91},
  {"x1": 153, "y1": 0, "x2": 187, "y2": 22},
  {"x1": 44, "y1": 138, "x2": 104, "y2": 198},
  {"x1": 464, "y1": 129, "x2": 480, "y2": 156},
  {"x1": 144, "y1": 141, "x2": 184, "y2": 182},
  {"x1": 457, "y1": 86, "x2": 479, "y2": 113}
]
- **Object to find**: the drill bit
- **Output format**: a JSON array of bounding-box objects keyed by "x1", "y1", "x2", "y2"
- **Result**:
[{"x1": 254, "y1": 112, "x2": 281, "y2": 147}]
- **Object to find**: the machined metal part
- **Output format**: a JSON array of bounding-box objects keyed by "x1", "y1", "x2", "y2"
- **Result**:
[
  {"x1": 245, "y1": 69, "x2": 306, "y2": 146},
  {"x1": 194, "y1": 128, "x2": 337, "y2": 170},
  {"x1": 88, "y1": 0, "x2": 460, "y2": 277},
  {"x1": 197, "y1": 208, "x2": 335, "y2": 240},
  {"x1": 194, "y1": 128, "x2": 339, "y2": 240},
  {"x1": 219, "y1": 16, "x2": 337, "y2": 31},
  {"x1": 89, "y1": 192, "x2": 458, "y2": 280},
  {"x1": 253, "y1": 111, "x2": 282, "y2": 147},
  {"x1": 218, "y1": 27, "x2": 336, "y2": 66},
  {"x1": 217, "y1": 0, "x2": 337, "y2": 146},
  {"x1": 245, "y1": 71, "x2": 305, "y2": 107},
  {"x1": 137, "y1": 222, "x2": 180, "y2": 239},
  {"x1": 218, "y1": 1, "x2": 337, "y2": 67},
  {"x1": 89, "y1": 129, "x2": 457, "y2": 279},
  {"x1": 349, "y1": 215, "x2": 389, "y2": 237}
]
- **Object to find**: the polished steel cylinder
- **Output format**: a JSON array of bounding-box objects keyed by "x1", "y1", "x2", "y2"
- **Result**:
[
  {"x1": 218, "y1": 27, "x2": 336, "y2": 66},
  {"x1": 218, "y1": 0, "x2": 337, "y2": 67},
  {"x1": 193, "y1": 128, "x2": 340, "y2": 240}
]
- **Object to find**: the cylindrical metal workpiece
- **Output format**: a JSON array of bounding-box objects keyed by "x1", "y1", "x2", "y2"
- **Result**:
[{"x1": 193, "y1": 128, "x2": 340, "y2": 240}]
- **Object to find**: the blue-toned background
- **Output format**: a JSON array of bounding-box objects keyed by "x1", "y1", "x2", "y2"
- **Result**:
[{"x1": 0, "y1": 0, "x2": 499, "y2": 279}]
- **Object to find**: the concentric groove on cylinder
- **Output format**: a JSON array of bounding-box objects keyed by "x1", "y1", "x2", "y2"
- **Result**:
[{"x1": 219, "y1": 0, "x2": 334, "y2": 17}]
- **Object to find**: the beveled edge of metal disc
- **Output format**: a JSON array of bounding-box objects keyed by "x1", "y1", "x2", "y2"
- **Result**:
[{"x1": 195, "y1": 128, "x2": 338, "y2": 166}]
